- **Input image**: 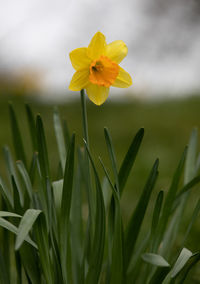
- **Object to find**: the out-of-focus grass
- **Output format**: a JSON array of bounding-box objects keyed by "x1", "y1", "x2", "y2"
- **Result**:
[
  {"x1": 1, "y1": 94, "x2": 199, "y2": 186},
  {"x1": 0, "y1": 93, "x2": 200, "y2": 264}
]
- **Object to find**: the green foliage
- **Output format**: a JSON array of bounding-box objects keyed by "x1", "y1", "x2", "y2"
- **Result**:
[{"x1": 0, "y1": 93, "x2": 200, "y2": 283}]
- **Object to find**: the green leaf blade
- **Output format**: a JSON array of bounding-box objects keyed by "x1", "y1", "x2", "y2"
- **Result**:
[
  {"x1": 60, "y1": 133, "x2": 75, "y2": 282},
  {"x1": 171, "y1": 248, "x2": 193, "y2": 278},
  {"x1": 9, "y1": 103, "x2": 27, "y2": 167},
  {"x1": 100, "y1": 158, "x2": 123, "y2": 284},
  {"x1": 118, "y1": 128, "x2": 144, "y2": 195},
  {"x1": 104, "y1": 127, "x2": 119, "y2": 192},
  {"x1": 36, "y1": 115, "x2": 50, "y2": 179},
  {"x1": 15, "y1": 209, "x2": 41, "y2": 250},
  {"x1": 84, "y1": 141, "x2": 106, "y2": 284},
  {"x1": 0, "y1": 217, "x2": 37, "y2": 248},
  {"x1": 25, "y1": 104, "x2": 37, "y2": 151},
  {"x1": 124, "y1": 158, "x2": 159, "y2": 269},
  {"x1": 53, "y1": 107, "x2": 66, "y2": 172},
  {"x1": 142, "y1": 253, "x2": 170, "y2": 267}
]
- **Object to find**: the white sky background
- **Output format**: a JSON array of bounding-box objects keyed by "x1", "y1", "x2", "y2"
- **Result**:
[{"x1": 0, "y1": 0, "x2": 200, "y2": 99}]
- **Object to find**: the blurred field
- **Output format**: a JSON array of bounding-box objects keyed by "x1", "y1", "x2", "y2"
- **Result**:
[
  {"x1": 0, "y1": 94, "x2": 200, "y2": 186},
  {"x1": 0, "y1": 93, "x2": 200, "y2": 281}
]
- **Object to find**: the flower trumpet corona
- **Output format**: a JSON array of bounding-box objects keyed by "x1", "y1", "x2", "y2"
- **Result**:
[{"x1": 69, "y1": 32, "x2": 132, "y2": 105}]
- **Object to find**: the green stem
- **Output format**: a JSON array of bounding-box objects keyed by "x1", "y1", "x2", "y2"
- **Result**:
[
  {"x1": 80, "y1": 89, "x2": 89, "y2": 146},
  {"x1": 80, "y1": 89, "x2": 95, "y2": 258}
]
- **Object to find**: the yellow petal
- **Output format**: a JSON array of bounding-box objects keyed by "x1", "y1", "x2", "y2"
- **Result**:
[
  {"x1": 105, "y1": 40, "x2": 128, "y2": 63},
  {"x1": 69, "y1": 69, "x2": 89, "y2": 91},
  {"x1": 87, "y1": 32, "x2": 106, "y2": 60},
  {"x1": 112, "y1": 67, "x2": 132, "y2": 88},
  {"x1": 86, "y1": 83, "x2": 109, "y2": 105},
  {"x1": 69, "y1": 48, "x2": 91, "y2": 70}
]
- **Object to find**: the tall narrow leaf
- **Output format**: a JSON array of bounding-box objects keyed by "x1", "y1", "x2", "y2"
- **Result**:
[
  {"x1": 3, "y1": 146, "x2": 23, "y2": 206},
  {"x1": 60, "y1": 134, "x2": 75, "y2": 283},
  {"x1": 19, "y1": 243, "x2": 41, "y2": 284},
  {"x1": 0, "y1": 248, "x2": 10, "y2": 284},
  {"x1": 25, "y1": 104, "x2": 37, "y2": 151},
  {"x1": 154, "y1": 148, "x2": 187, "y2": 252},
  {"x1": 84, "y1": 141, "x2": 106, "y2": 284},
  {"x1": 181, "y1": 199, "x2": 200, "y2": 247},
  {"x1": 184, "y1": 128, "x2": 198, "y2": 184},
  {"x1": 124, "y1": 159, "x2": 159, "y2": 269},
  {"x1": 149, "y1": 266, "x2": 171, "y2": 284},
  {"x1": 173, "y1": 252, "x2": 200, "y2": 283},
  {"x1": 53, "y1": 107, "x2": 66, "y2": 172},
  {"x1": 70, "y1": 150, "x2": 84, "y2": 284},
  {"x1": 150, "y1": 190, "x2": 164, "y2": 252},
  {"x1": 171, "y1": 248, "x2": 192, "y2": 278},
  {"x1": 118, "y1": 128, "x2": 144, "y2": 194},
  {"x1": 36, "y1": 115, "x2": 50, "y2": 179},
  {"x1": 100, "y1": 158, "x2": 123, "y2": 284},
  {"x1": 0, "y1": 176, "x2": 13, "y2": 208},
  {"x1": 16, "y1": 160, "x2": 32, "y2": 200},
  {"x1": 9, "y1": 103, "x2": 27, "y2": 167},
  {"x1": 34, "y1": 214, "x2": 53, "y2": 284},
  {"x1": 104, "y1": 127, "x2": 119, "y2": 192}
]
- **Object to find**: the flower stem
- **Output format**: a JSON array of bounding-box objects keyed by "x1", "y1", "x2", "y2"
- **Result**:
[
  {"x1": 80, "y1": 89, "x2": 95, "y2": 257},
  {"x1": 80, "y1": 89, "x2": 89, "y2": 146}
]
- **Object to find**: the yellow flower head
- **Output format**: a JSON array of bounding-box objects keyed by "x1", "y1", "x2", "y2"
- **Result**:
[{"x1": 69, "y1": 32, "x2": 132, "y2": 105}]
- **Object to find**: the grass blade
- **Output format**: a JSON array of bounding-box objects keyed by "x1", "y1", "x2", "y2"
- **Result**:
[
  {"x1": 16, "y1": 160, "x2": 32, "y2": 201},
  {"x1": 118, "y1": 128, "x2": 144, "y2": 195},
  {"x1": 0, "y1": 248, "x2": 10, "y2": 284},
  {"x1": 0, "y1": 176, "x2": 13, "y2": 208},
  {"x1": 171, "y1": 248, "x2": 193, "y2": 278},
  {"x1": 25, "y1": 104, "x2": 37, "y2": 151},
  {"x1": 71, "y1": 153, "x2": 84, "y2": 284},
  {"x1": 60, "y1": 133, "x2": 75, "y2": 230},
  {"x1": 150, "y1": 190, "x2": 164, "y2": 251},
  {"x1": 3, "y1": 146, "x2": 24, "y2": 206},
  {"x1": 174, "y1": 252, "x2": 200, "y2": 283},
  {"x1": 184, "y1": 128, "x2": 198, "y2": 184},
  {"x1": 149, "y1": 266, "x2": 171, "y2": 284},
  {"x1": 60, "y1": 133, "x2": 75, "y2": 282},
  {"x1": 12, "y1": 175, "x2": 23, "y2": 214},
  {"x1": 0, "y1": 217, "x2": 37, "y2": 248},
  {"x1": 63, "y1": 120, "x2": 71, "y2": 148},
  {"x1": 104, "y1": 127, "x2": 119, "y2": 192},
  {"x1": 124, "y1": 158, "x2": 159, "y2": 269},
  {"x1": 15, "y1": 209, "x2": 41, "y2": 250},
  {"x1": 181, "y1": 199, "x2": 200, "y2": 247},
  {"x1": 34, "y1": 214, "x2": 53, "y2": 284},
  {"x1": 142, "y1": 253, "x2": 170, "y2": 267},
  {"x1": 52, "y1": 179, "x2": 63, "y2": 218},
  {"x1": 174, "y1": 173, "x2": 200, "y2": 202},
  {"x1": 53, "y1": 107, "x2": 66, "y2": 172},
  {"x1": 84, "y1": 141, "x2": 106, "y2": 284},
  {"x1": 154, "y1": 148, "x2": 187, "y2": 252},
  {"x1": 126, "y1": 232, "x2": 150, "y2": 282},
  {"x1": 36, "y1": 115, "x2": 50, "y2": 179},
  {"x1": 0, "y1": 211, "x2": 21, "y2": 218},
  {"x1": 19, "y1": 243, "x2": 41, "y2": 284},
  {"x1": 9, "y1": 103, "x2": 27, "y2": 167},
  {"x1": 100, "y1": 158, "x2": 123, "y2": 284}
]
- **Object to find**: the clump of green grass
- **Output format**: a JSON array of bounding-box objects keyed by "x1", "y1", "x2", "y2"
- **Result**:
[{"x1": 0, "y1": 91, "x2": 200, "y2": 283}]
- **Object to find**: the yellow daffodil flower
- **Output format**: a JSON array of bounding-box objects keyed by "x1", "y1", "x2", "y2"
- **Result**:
[{"x1": 69, "y1": 32, "x2": 132, "y2": 105}]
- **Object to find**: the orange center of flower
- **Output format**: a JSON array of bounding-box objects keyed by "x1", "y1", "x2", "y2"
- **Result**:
[{"x1": 89, "y1": 55, "x2": 119, "y2": 87}]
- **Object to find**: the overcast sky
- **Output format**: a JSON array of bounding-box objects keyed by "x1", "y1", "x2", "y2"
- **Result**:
[{"x1": 0, "y1": 0, "x2": 200, "y2": 99}]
